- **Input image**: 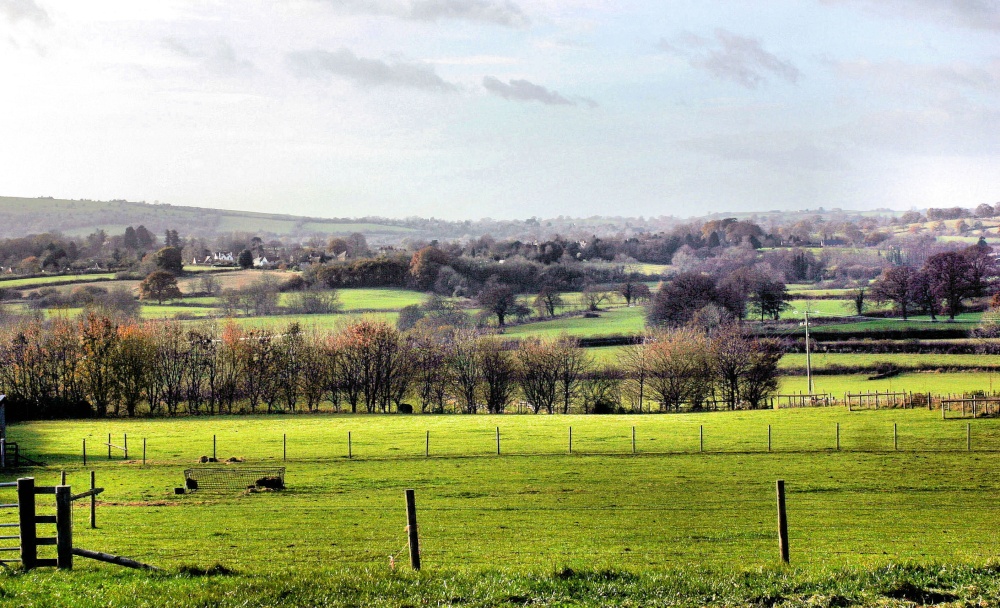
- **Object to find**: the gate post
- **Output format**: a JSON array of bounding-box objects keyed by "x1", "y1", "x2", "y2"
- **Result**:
[
  {"x1": 17, "y1": 477, "x2": 36, "y2": 570},
  {"x1": 55, "y1": 485, "x2": 72, "y2": 570}
]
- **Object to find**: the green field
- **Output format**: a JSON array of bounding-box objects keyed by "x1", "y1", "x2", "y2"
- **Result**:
[
  {"x1": 0, "y1": 273, "x2": 117, "y2": 289},
  {"x1": 504, "y1": 307, "x2": 645, "y2": 338},
  {"x1": 7, "y1": 405, "x2": 1000, "y2": 603},
  {"x1": 780, "y1": 371, "x2": 1000, "y2": 395},
  {"x1": 324, "y1": 288, "x2": 429, "y2": 312},
  {"x1": 4, "y1": 408, "x2": 1000, "y2": 580},
  {"x1": 779, "y1": 352, "x2": 1000, "y2": 371},
  {"x1": 801, "y1": 314, "x2": 982, "y2": 334}
]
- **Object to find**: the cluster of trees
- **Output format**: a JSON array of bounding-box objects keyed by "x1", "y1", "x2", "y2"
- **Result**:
[
  {"x1": 647, "y1": 268, "x2": 788, "y2": 327},
  {"x1": 0, "y1": 315, "x2": 782, "y2": 420},
  {"x1": 869, "y1": 243, "x2": 996, "y2": 320}
]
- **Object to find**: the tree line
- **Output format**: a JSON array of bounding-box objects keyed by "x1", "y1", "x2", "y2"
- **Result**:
[
  {"x1": 0, "y1": 315, "x2": 781, "y2": 421},
  {"x1": 869, "y1": 243, "x2": 996, "y2": 320}
]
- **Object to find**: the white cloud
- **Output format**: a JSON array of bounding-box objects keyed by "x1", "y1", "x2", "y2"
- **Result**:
[
  {"x1": 0, "y1": 0, "x2": 49, "y2": 26},
  {"x1": 482, "y1": 76, "x2": 574, "y2": 104},
  {"x1": 320, "y1": 0, "x2": 529, "y2": 27},
  {"x1": 658, "y1": 29, "x2": 801, "y2": 89},
  {"x1": 821, "y1": 0, "x2": 1000, "y2": 32},
  {"x1": 162, "y1": 38, "x2": 256, "y2": 77},
  {"x1": 289, "y1": 48, "x2": 458, "y2": 91}
]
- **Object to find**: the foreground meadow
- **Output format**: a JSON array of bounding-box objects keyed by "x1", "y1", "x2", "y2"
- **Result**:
[{"x1": 4, "y1": 400, "x2": 1000, "y2": 604}]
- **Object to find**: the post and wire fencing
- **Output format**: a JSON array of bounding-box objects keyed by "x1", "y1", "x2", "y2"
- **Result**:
[
  {"x1": 275, "y1": 475, "x2": 1000, "y2": 572},
  {"x1": 35, "y1": 416, "x2": 1000, "y2": 472}
]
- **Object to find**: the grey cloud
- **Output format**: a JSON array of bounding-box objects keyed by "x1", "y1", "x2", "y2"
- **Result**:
[
  {"x1": 289, "y1": 48, "x2": 458, "y2": 91},
  {"x1": 658, "y1": 29, "x2": 801, "y2": 89},
  {"x1": 322, "y1": 0, "x2": 529, "y2": 27},
  {"x1": 163, "y1": 38, "x2": 255, "y2": 77},
  {"x1": 0, "y1": 0, "x2": 50, "y2": 26},
  {"x1": 482, "y1": 76, "x2": 575, "y2": 105},
  {"x1": 821, "y1": 0, "x2": 1000, "y2": 32},
  {"x1": 836, "y1": 58, "x2": 1000, "y2": 94},
  {"x1": 680, "y1": 133, "x2": 851, "y2": 172}
]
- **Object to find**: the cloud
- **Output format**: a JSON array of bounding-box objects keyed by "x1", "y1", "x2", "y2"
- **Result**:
[
  {"x1": 0, "y1": 0, "x2": 50, "y2": 26},
  {"x1": 289, "y1": 48, "x2": 458, "y2": 91},
  {"x1": 820, "y1": 0, "x2": 1000, "y2": 32},
  {"x1": 835, "y1": 58, "x2": 1000, "y2": 95},
  {"x1": 163, "y1": 38, "x2": 256, "y2": 77},
  {"x1": 680, "y1": 132, "x2": 850, "y2": 172},
  {"x1": 483, "y1": 76, "x2": 580, "y2": 105},
  {"x1": 321, "y1": 0, "x2": 529, "y2": 27},
  {"x1": 658, "y1": 29, "x2": 801, "y2": 89}
]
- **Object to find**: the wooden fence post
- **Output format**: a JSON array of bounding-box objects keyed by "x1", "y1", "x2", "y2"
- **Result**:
[
  {"x1": 405, "y1": 489, "x2": 420, "y2": 571},
  {"x1": 776, "y1": 480, "x2": 789, "y2": 564},
  {"x1": 107, "y1": 433, "x2": 111, "y2": 460},
  {"x1": 348, "y1": 431, "x2": 352, "y2": 459},
  {"x1": 496, "y1": 427, "x2": 500, "y2": 456},
  {"x1": 60, "y1": 470, "x2": 66, "y2": 485},
  {"x1": 82, "y1": 438, "x2": 86, "y2": 466},
  {"x1": 124, "y1": 433, "x2": 128, "y2": 460},
  {"x1": 17, "y1": 477, "x2": 37, "y2": 570},
  {"x1": 55, "y1": 485, "x2": 72, "y2": 570},
  {"x1": 90, "y1": 471, "x2": 96, "y2": 529},
  {"x1": 893, "y1": 423, "x2": 897, "y2": 451}
]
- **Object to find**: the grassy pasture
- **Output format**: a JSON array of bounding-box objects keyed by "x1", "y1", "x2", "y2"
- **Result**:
[
  {"x1": 801, "y1": 314, "x2": 982, "y2": 334},
  {"x1": 780, "y1": 371, "x2": 1000, "y2": 395},
  {"x1": 780, "y1": 352, "x2": 1000, "y2": 371},
  {"x1": 504, "y1": 307, "x2": 645, "y2": 338},
  {"x1": 176, "y1": 270, "x2": 296, "y2": 292},
  {"x1": 4, "y1": 408, "x2": 1000, "y2": 582},
  {"x1": 323, "y1": 288, "x2": 428, "y2": 312},
  {"x1": 0, "y1": 273, "x2": 117, "y2": 289}
]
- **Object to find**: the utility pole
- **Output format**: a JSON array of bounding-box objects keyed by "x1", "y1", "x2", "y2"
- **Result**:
[{"x1": 804, "y1": 309, "x2": 813, "y2": 394}]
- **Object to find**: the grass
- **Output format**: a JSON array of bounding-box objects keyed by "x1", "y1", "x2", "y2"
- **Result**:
[
  {"x1": 231, "y1": 311, "x2": 400, "y2": 330},
  {"x1": 6, "y1": 409, "x2": 1000, "y2": 574},
  {"x1": 504, "y1": 307, "x2": 646, "y2": 338},
  {"x1": 6, "y1": 409, "x2": 1000, "y2": 603},
  {"x1": 0, "y1": 273, "x2": 117, "y2": 289},
  {"x1": 780, "y1": 299, "x2": 892, "y2": 320},
  {"x1": 328, "y1": 288, "x2": 429, "y2": 312},
  {"x1": 6, "y1": 563, "x2": 1000, "y2": 606},
  {"x1": 798, "y1": 314, "x2": 982, "y2": 334},
  {"x1": 780, "y1": 352, "x2": 1000, "y2": 371},
  {"x1": 779, "y1": 371, "x2": 1000, "y2": 395}
]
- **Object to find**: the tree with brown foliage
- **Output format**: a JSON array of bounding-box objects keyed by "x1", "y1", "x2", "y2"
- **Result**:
[{"x1": 139, "y1": 270, "x2": 182, "y2": 305}]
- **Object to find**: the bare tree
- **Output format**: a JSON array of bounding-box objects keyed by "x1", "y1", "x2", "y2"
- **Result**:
[
  {"x1": 646, "y1": 328, "x2": 712, "y2": 411},
  {"x1": 581, "y1": 365, "x2": 623, "y2": 414},
  {"x1": 555, "y1": 337, "x2": 590, "y2": 414},
  {"x1": 449, "y1": 329, "x2": 482, "y2": 414},
  {"x1": 617, "y1": 338, "x2": 651, "y2": 413},
  {"x1": 479, "y1": 335, "x2": 518, "y2": 414},
  {"x1": 516, "y1": 338, "x2": 562, "y2": 414}
]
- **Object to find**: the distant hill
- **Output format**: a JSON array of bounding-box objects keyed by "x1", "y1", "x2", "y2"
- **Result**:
[{"x1": 0, "y1": 197, "x2": 417, "y2": 242}]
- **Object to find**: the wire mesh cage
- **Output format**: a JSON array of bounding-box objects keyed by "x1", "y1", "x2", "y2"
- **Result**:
[{"x1": 183, "y1": 467, "x2": 285, "y2": 492}]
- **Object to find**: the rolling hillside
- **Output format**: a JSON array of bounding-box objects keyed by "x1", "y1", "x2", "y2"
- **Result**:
[{"x1": 0, "y1": 196, "x2": 417, "y2": 241}]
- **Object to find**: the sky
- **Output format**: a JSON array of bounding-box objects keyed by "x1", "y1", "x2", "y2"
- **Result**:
[{"x1": 1, "y1": 0, "x2": 998, "y2": 221}]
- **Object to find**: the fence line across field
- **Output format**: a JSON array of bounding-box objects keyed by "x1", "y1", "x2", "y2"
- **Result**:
[{"x1": 62, "y1": 421, "x2": 1000, "y2": 467}]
